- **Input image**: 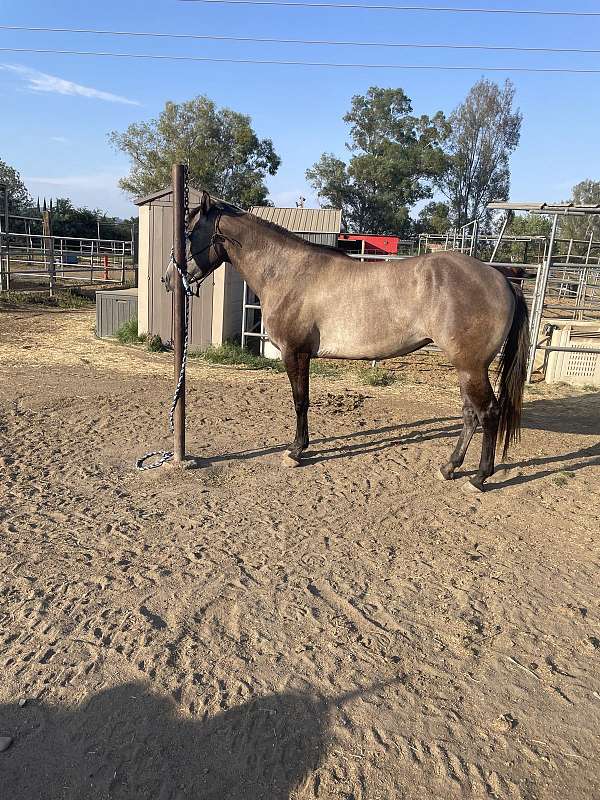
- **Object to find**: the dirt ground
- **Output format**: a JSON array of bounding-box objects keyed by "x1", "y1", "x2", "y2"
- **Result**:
[{"x1": 1, "y1": 307, "x2": 599, "y2": 800}]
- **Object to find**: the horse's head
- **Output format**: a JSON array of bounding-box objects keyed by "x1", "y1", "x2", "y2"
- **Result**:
[{"x1": 164, "y1": 191, "x2": 228, "y2": 292}]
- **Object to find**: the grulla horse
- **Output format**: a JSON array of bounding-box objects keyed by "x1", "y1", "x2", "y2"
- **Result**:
[{"x1": 165, "y1": 193, "x2": 529, "y2": 492}]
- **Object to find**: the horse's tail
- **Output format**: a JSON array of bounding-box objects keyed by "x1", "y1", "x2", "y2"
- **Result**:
[{"x1": 497, "y1": 283, "x2": 530, "y2": 460}]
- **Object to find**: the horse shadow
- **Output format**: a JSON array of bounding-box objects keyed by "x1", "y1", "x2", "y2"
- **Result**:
[
  {"x1": 0, "y1": 682, "x2": 330, "y2": 800},
  {"x1": 208, "y1": 416, "x2": 462, "y2": 468},
  {"x1": 206, "y1": 392, "x2": 599, "y2": 489},
  {"x1": 484, "y1": 391, "x2": 600, "y2": 489},
  {"x1": 521, "y1": 391, "x2": 600, "y2": 436}
]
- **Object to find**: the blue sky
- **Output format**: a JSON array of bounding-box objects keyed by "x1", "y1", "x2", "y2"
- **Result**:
[{"x1": 1, "y1": 0, "x2": 599, "y2": 218}]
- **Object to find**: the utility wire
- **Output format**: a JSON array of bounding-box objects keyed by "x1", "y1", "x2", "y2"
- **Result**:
[
  {"x1": 1, "y1": 45, "x2": 599, "y2": 72},
  {"x1": 1, "y1": 24, "x2": 599, "y2": 54},
  {"x1": 179, "y1": 0, "x2": 600, "y2": 17}
]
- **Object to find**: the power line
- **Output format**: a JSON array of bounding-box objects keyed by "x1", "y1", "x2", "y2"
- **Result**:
[
  {"x1": 179, "y1": 0, "x2": 600, "y2": 17},
  {"x1": 1, "y1": 24, "x2": 599, "y2": 54},
  {"x1": 1, "y1": 45, "x2": 599, "y2": 72}
]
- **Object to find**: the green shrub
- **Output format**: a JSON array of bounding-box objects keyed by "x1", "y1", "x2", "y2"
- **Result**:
[
  {"x1": 55, "y1": 290, "x2": 92, "y2": 309},
  {"x1": 146, "y1": 334, "x2": 164, "y2": 352},
  {"x1": 1, "y1": 289, "x2": 92, "y2": 309},
  {"x1": 358, "y1": 366, "x2": 396, "y2": 387},
  {"x1": 553, "y1": 471, "x2": 575, "y2": 486},
  {"x1": 194, "y1": 341, "x2": 285, "y2": 372},
  {"x1": 309, "y1": 360, "x2": 343, "y2": 378},
  {"x1": 116, "y1": 317, "x2": 144, "y2": 345}
]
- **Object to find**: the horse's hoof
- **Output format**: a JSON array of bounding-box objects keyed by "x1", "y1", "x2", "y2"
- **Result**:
[
  {"x1": 281, "y1": 452, "x2": 301, "y2": 468},
  {"x1": 436, "y1": 465, "x2": 454, "y2": 481},
  {"x1": 462, "y1": 479, "x2": 484, "y2": 494}
]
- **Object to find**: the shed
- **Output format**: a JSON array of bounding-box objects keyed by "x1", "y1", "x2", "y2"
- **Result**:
[
  {"x1": 338, "y1": 233, "x2": 400, "y2": 256},
  {"x1": 135, "y1": 186, "x2": 244, "y2": 350},
  {"x1": 96, "y1": 287, "x2": 138, "y2": 339},
  {"x1": 249, "y1": 206, "x2": 342, "y2": 248}
]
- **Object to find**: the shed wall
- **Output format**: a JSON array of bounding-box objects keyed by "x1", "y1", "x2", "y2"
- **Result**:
[
  {"x1": 138, "y1": 205, "x2": 150, "y2": 334},
  {"x1": 146, "y1": 196, "x2": 214, "y2": 350},
  {"x1": 298, "y1": 233, "x2": 338, "y2": 247},
  {"x1": 223, "y1": 264, "x2": 244, "y2": 341},
  {"x1": 211, "y1": 263, "x2": 244, "y2": 343}
]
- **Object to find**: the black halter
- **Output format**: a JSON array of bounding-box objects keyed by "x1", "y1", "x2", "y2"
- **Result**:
[{"x1": 187, "y1": 210, "x2": 241, "y2": 267}]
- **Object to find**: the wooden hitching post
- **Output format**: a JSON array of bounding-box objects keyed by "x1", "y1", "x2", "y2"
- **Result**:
[{"x1": 172, "y1": 164, "x2": 186, "y2": 463}]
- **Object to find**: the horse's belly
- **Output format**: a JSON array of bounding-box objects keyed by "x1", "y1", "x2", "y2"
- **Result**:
[{"x1": 316, "y1": 328, "x2": 428, "y2": 360}]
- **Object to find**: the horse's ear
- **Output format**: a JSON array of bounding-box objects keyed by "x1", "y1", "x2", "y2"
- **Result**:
[
  {"x1": 187, "y1": 205, "x2": 201, "y2": 225},
  {"x1": 187, "y1": 192, "x2": 212, "y2": 225},
  {"x1": 200, "y1": 190, "x2": 212, "y2": 216}
]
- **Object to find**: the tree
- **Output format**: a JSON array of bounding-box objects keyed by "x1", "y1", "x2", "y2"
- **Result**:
[
  {"x1": 439, "y1": 79, "x2": 522, "y2": 229},
  {"x1": 506, "y1": 213, "x2": 552, "y2": 238},
  {"x1": 306, "y1": 87, "x2": 448, "y2": 234},
  {"x1": 560, "y1": 179, "x2": 600, "y2": 243},
  {"x1": 0, "y1": 158, "x2": 32, "y2": 214},
  {"x1": 502, "y1": 212, "x2": 552, "y2": 263},
  {"x1": 417, "y1": 201, "x2": 452, "y2": 234},
  {"x1": 109, "y1": 96, "x2": 280, "y2": 208},
  {"x1": 47, "y1": 198, "x2": 133, "y2": 241}
]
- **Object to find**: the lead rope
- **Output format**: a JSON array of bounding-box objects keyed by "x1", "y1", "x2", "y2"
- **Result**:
[
  {"x1": 135, "y1": 256, "x2": 193, "y2": 471},
  {"x1": 136, "y1": 167, "x2": 193, "y2": 471}
]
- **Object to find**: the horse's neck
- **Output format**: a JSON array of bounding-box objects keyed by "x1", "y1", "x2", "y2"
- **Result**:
[{"x1": 220, "y1": 212, "x2": 299, "y2": 298}]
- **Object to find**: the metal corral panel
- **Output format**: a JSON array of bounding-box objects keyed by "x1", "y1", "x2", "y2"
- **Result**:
[
  {"x1": 96, "y1": 288, "x2": 138, "y2": 338},
  {"x1": 249, "y1": 206, "x2": 342, "y2": 234},
  {"x1": 297, "y1": 232, "x2": 338, "y2": 247},
  {"x1": 488, "y1": 201, "x2": 600, "y2": 215}
]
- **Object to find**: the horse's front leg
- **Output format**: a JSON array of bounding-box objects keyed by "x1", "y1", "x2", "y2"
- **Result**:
[{"x1": 281, "y1": 348, "x2": 310, "y2": 466}]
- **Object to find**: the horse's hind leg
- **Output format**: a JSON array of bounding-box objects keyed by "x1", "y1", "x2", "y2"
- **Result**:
[
  {"x1": 439, "y1": 385, "x2": 478, "y2": 481},
  {"x1": 461, "y1": 369, "x2": 500, "y2": 493},
  {"x1": 281, "y1": 349, "x2": 310, "y2": 465}
]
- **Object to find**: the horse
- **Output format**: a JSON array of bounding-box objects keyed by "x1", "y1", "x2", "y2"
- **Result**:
[{"x1": 165, "y1": 192, "x2": 530, "y2": 492}]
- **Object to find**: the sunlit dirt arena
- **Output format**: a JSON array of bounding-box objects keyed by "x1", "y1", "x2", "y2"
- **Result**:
[{"x1": 1, "y1": 307, "x2": 599, "y2": 799}]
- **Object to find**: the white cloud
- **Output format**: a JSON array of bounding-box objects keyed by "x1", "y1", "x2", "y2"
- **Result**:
[
  {"x1": 50, "y1": 136, "x2": 69, "y2": 144},
  {"x1": 1, "y1": 64, "x2": 140, "y2": 106}
]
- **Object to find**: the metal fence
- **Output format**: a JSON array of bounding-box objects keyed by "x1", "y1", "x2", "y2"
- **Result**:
[{"x1": 0, "y1": 225, "x2": 135, "y2": 292}]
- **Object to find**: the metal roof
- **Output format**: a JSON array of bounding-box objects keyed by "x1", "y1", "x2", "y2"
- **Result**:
[
  {"x1": 135, "y1": 185, "x2": 205, "y2": 206},
  {"x1": 488, "y1": 201, "x2": 600, "y2": 216},
  {"x1": 249, "y1": 206, "x2": 342, "y2": 233}
]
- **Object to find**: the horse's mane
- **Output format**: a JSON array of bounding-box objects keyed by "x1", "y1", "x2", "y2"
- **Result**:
[{"x1": 215, "y1": 199, "x2": 341, "y2": 255}]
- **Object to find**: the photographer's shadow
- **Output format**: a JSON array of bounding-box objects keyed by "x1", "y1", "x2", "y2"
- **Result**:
[{"x1": 1, "y1": 682, "x2": 332, "y2": 799}]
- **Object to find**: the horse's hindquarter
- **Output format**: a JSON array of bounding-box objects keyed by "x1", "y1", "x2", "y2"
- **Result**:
[{"x1": 420, "y1": 254, "x2": 515, "y2": 367}]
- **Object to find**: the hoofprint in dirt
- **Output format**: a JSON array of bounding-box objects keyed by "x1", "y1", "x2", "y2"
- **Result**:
[{"x1": 1, "y1": 309, "x2": 599, "y2": 800}]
